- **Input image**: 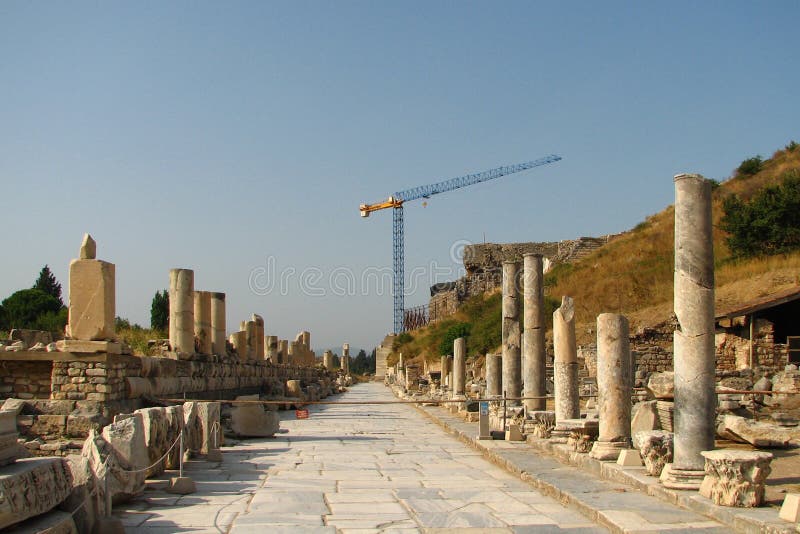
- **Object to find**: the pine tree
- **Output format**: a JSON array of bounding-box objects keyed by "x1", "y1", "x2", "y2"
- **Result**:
[
  {"x1": 32, "y1": 265, "x2": 63, "y2": 306},
  {"x1": 150, "y1": 290, "x2": 169, "y2": 332}
]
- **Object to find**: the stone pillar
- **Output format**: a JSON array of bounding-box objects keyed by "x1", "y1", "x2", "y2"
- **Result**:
[
  {"x1": 210, "y1": 292, "x2": 226, "y2": 356},
  {"x1": 230, "y1": 331, "x2": 247, "y2": 361},
  {"x1": 323, "y1": 350, "x2": 334, "y2": 370},
  {"x1": 244, "y1": 320, "x2": 257, "y2": 360},
  {"x1": 266, "y1": 335, "x2": 278, "y2": 362},
  {"x1": 288, "y1": 341, "x2": 299, "y2": 365},
  {"x1": 590, "y1": 313, "x2": 633, "y2": 460},
  {"x1": 486, "y1": 353, "x2": 502, "y2": 397},
  {"x1": 453, "y1": 337, "x2": 466, "y2": 397},
  {"x1": 193, "y1": 291, "x2": 212, "y2": 355},
  {"x1": 66, "y1": 234, "x2": 116, "y2": 341},
  {"x1": 252, "y1": 314, "x2": 265, "y2": 359},
  {"x1": 300, "y1": 331, "x2": 311, "y2": 348},
  {"x1": 342, "y1": 343, "x2": 350, "y2": 372},
  {"x1": 523, "y1": 253, "x2": 546, "y2": 412},
  {"x1": 662, "y1": 174, "x2": 716, "y2": 490},
  {"x1": 279, "y1": 340, "x2": 289, "y2": 364},
  {"x1": 553, "y1": 296, "x2": 579, "y2": 438},
  {"x1": 169, "y1": 269, "x2": 195, "y2": 354},
  {"x1": 502, "y1": 261, "x2": 522, "y2": 404},
  {"x1": 440, "y1": 355, "x2": 449, "y2": 390}
]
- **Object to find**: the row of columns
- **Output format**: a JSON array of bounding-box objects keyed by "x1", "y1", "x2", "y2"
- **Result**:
[
  {"x1": 169, "y1": 268, "x2": 347, "y2": 367},
  {"x1": 483, "y1": 174, "x2": 716, "y2": 483}
]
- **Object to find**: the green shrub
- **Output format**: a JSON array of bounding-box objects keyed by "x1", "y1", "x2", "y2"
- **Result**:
[
  {"x1": 150, "y1": 290, "x2": 169, "y2": 331},
  {"x1": 438, "y1": 322, "x2": 471, "y2": 356},
  {"x1": 721, "y1": 171, "x2": 800, "y2": 258},
  {"x1": 736, "y1": 156, "x2": 763, "y2": 177}
]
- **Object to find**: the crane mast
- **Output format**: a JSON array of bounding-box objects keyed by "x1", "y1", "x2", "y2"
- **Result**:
[{"x1": 360, "y1": 154, "x2": 562, "y2": 333}]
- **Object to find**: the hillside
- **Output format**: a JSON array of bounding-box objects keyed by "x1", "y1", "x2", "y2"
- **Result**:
[{"x1": 394, "y1": 141, "x2": 800, "y2": 361}]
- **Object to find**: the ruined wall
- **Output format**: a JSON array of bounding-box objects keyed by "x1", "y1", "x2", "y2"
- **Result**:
[
  {"x1": 429, "y1": 237, "x2": 615, "y2": 323},
  {"x1": 0, "y1": 361, "x2": 52, "y2": 399}
]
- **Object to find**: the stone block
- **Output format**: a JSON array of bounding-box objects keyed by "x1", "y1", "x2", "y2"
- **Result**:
[
  {"x1": 779, "y1": 493, "x2": 800, "y2": 522},
  {"x1": 647, "y1": 371, "x2": 674, "y2": 399},
  {"x1": 229, "y1": 395, "x2": 280, "y2": 438},
  {"x1": 699, "y1": 449, "x2": 773, "y2": 507},
  {"x1": 0, "y1": 410, "x2": 20, "y2": 466},
  {"x1": 55, "y1": 340, "x2": 121, "y2": 355},
  {"x1": 4, "y1": 509, "x2": 78, "y2": 533},
  {"x1": 631, "y1": 400, "x2": 660, "y2": 434},
  {"x1": 166, "y1": 476, "x2": 196, "y2": 495},
  {"x1": 505, "y1": 424, "x2": 524, "y2": 441},
  {"x1": 0, "y1": 458, "x2": 73, "y2": 529},
  {"x1": 616, "y1": 448, "x2": 643, "y2": 467},
  {"x1": 634, "y1": 430, "x2": 673, "y2": 477},
  {"x1": 67, "y1": 258, "x2": 115, "y2": 341},
  {"x1": 100, "y1": 414, "x2": 148, "y2": 501}
]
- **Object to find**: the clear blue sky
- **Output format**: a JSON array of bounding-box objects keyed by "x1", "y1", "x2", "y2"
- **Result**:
[{"x1": 1, "y1": 2, "x2": 797, "y2": 352}]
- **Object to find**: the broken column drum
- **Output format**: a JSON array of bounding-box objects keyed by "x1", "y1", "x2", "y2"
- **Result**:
[
  {"x1": 486, "y1": 353, "x2": 502, "y2": 397},
  {"x1": 523, "y1": 253, "x2": 546, "y2": 411},
  {"x1": 590, "y1": 313, "x2": 633, "y2": 460},
  {"x1": 502, "y1": 261, "x2": 522, "y2": 404},
  {"x1": 553, "y1": 296, "x2": 579, "y2": 438},
  {"x1": 193, "y1": 291, "x2": 212, "y2": 355},
  {"x1": 210, "y1": 292, "x2": 226, "y2": 355},
  {"x1": 169, "y1": 269, "x2": 195, "y2": 353},
  {"x1": 663, "y1": 174, "x2": 716, "y2": 490},
  {"x1": 453, "y1": 337, "x2": 466, "y2": 397},
  {"x1": 252, "y1": 314, "x2": 265, "y2": 359},
  {"x1": 266, "y1": 336, "x2": 278, "y2": 363}
]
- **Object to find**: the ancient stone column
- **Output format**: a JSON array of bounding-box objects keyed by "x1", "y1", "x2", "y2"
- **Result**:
[
  {"x1": 288, "y1": 341, "x2": 299, "y2": 365},
  {"x1": 486, "y1": 353, "x2": 502, "y2": 397},
  {"x1": 523, "y1": 253, "x2": 546, "y2": 411},
  {"x1": 244, "y1": 320, "x2": 257, "y2": 360},
  {"x1": 193, "y1": 291, "x2": 212, "y2": 355},
  {"x1": 323, "y1": 350, "x2": 334, "y2": 370},
  {"x1": 266, "y1": 335, "x2": 278, "y2": 362},
  {"x1": 553, "y1": 296, "x2": 579, "y2": 437},
  {"x1": 300, "y1": 331, "x2": 311, "y2": 348},
  {"x1": 252, "y1": 314, "x2": 265, "y2": 359},
  {"x1": 230, "y1": 331, "x2": 247, "y2": 361},
  {"x1": 210, "y1": 292, "x2": 226, "y2": 356},
  {"x1": 169, "y1": 269, "x2": 195, "y2": 353},
  {"x1": 590, "y1": 313, "x2": 633, "y2": 460},
  {"x1": 502, "y1": 261, "x2": 522, "y2": 405},
  {"x1": 342, "y1": 343, "x2": 350, "y2": 372},
  {"x1": 663, "y1": 174, "x2": 716, "y2": 490},
  {"x1": 453, "y1": 337, "x2": 466, "y2": 397},
  {"x1": 440, "y1": 355, "x2": 449, "y2": 390},
  {"x1": 279, "y1": 340, "x2": 289, "y2": 364}
]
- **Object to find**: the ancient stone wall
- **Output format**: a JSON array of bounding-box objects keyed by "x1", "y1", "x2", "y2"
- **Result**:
[
  {"x1": 0, "y1": 361, "x2": 52, "y2": 399},
  {"x1": 429, "y1": 236, "x2": 615, "y2": 323}
]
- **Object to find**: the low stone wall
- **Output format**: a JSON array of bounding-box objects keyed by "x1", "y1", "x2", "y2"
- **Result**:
[{"x1": 0, "y1": 360, "x2": 52, "y2": 399}]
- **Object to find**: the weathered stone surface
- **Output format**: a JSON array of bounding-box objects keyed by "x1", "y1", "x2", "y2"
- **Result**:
[
  {"x1": 9, "y1": 329, "x2": 53, "y2": 348},
  {"x1": 631, "y1": 400, "x2": 660, "y2": 434},
  {"x1": 502, "y1": 261, "x2": 521, "y2": 404},
  {"x1": 60, "y1": 455, "x2": 99, "y2": 533},
  {"x1": 196, "y1": 402, "x2": 221, "y2": 455},
  {"x1": 647, "y1": 371, "x2": 675, "y2": 399},
  {"x1": 169, "y1": 269, "x2": 195, "y2": 354},
  {"x1": 0, "y1": 458, "x2": 73, "y2": 529},
  {"x1": 590, "y1": 313, "x2": 632, "y2": 461},
  {"x1": 0, "y1": 410, "x2": 21, "y2": 466},
  {"x1": 779, "y1": 493, "x2": 800, "y2": 522},
  {"x1": 210, "y1": 292, "x2": 227, "y2": 356},
  {"x1": 79, "y1": 233, "x2": 96, "y2": 260},
  {"x1": 82, "y1": 428, "x2": 143, "y2": 504},
  {"x1": 100, "y1": 414, "x2": 148, "y2": 500},
  {"x1": 699, "y1": 449, "x2": 772, "y2": 507},
  {"x1": 193, "y1": 291, "x2": 212, "y2": 355},
  {"x1": 452, "y1": 338, "x2": 466, "y2": 397},
  {"x1": 485, "y1": 353, "x2": 501, "y2": 397},
  {"x1": 666, "y1": 174, "x2": 716, "y2": 491},
  {"x1": 286, "y1": 380, "x2": 303, "y2": 398},
  {"x1": 135, "y1": 407, "x2": 169, "y2": 477},
  {"x1": 67, "y1": 257, "x2": 115, "y2": 341},
  {"x1": 717, "y1": 414, "x2": 799, "y2": 448},
  {"x1": 228, "y1": 395, "x2": 279, "y2": 438},
  {"x1": 5, "y1": 510, "x2": 78, "y2": 534},
  {"x1": 553, "y1": 296, "x2": 579, "y2": 439},
  {"x1": 523, "y1": 253, "x2": 546, "y2": 411},
  {"x1": 634, "y1": 430, "x2": 674, "y2": 477},
  {"x1": 164, "y1": 405, "x2": 184, "y2": 470}
]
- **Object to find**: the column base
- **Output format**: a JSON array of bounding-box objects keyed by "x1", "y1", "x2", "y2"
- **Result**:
[
  {"x1": 589, "y1": 439, "x2": 631, "y2": 461},
  {"x1": 549, "y1": 428, "x2": 571, "y2": 443},
  {"x1": 660, "y1": 463, "x2": 705, "y2": 490}
]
